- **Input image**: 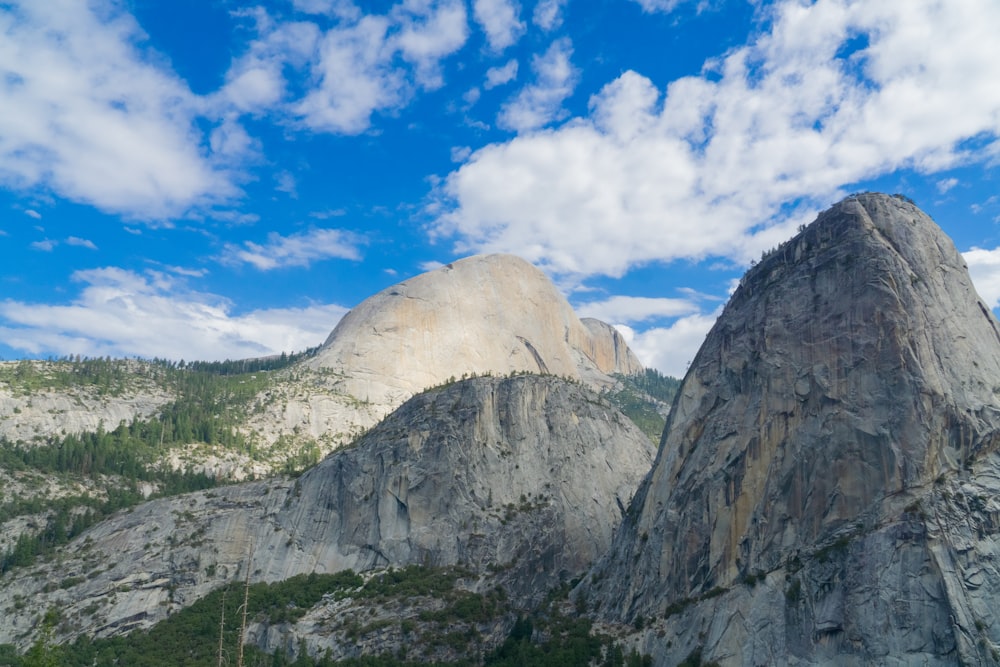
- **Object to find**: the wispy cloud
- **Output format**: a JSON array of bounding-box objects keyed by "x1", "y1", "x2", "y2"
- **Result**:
[
  {"x1": 497, "y1": 38, "x2": 577, "y2": 132},
  {"x1": 66, "y1": 236, "x2": 98, "y2": 250},
  {"x1": 30, "y1": 239, "x2": 56, "y2": 251},
  {"x1": 937, "y1": 177, "x2": 959, "y2": 194},
  {"x1": 220, "y1": 228, "x2": 364, "y2": 270},
  {"x1": 436, "y1": 0, "x2": 1000, "y2": 278},
  {"x1": 24, "y1": 209, "x2": 41, "y2": 219},
  {"x1": 575, "y1": 295, "x2": 700, "y2": 323},
  {"x1": 0, "y1": 267, "x2": 346, "y2": 360}
]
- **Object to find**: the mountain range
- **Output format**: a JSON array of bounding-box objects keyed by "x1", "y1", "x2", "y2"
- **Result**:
[{"x1": 2, "y1": 193, "x2": 1000, "y2": 666}]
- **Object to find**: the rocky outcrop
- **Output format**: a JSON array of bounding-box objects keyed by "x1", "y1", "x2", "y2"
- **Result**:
[
  {"x1": 0, "y1": 255, "x2": 646, "y2": 476},
  {"x1": 0, "y1": 374, "x2": 654, "y2": 650},
  {"x1": 588, "y1": 193, "x2": 1000, "y2": 665},
  {"x1": 307, "y1": 254, "x2": 644, "y2": 411},
  {"x1": 0, "y1": 362, "x2": 170, "y2": 445}
]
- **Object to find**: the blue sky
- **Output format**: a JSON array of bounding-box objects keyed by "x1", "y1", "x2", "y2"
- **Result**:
[{"x1": 2, "y1": 0, "x2": 1000, "y2": 377}]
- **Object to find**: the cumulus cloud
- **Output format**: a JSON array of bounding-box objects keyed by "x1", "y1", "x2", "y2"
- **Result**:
[
  {"x1": 0, "y1": 267, "x2": 346, "y2": 360},
  {"x1": 614, "y1": 311, "x2": 720, "y2": 378},
  {"x1": 965, "y1": 246, "x2": 1000, "y2": 307},
  {"x1": 435, "y1": 0, "x2": 1000, "y2": 277},
  {"x1": 0, "y1": 0, "x2": 240, "y2": 219},
  {"x1": 473, "y1": 0, "x2": 525, "y2": 52},
  {"x1": 533, "y1": 0, "x2": 568, "y2": 31},
  {"x1": 220, "y1": 228, "x2": 364, "y2": 270},
  {"x1": 497, "y1": 38, "x2": 578, "y2": 132},
  {"x1": 290, "y1": 0, "x2": 468, "y2": 133}
]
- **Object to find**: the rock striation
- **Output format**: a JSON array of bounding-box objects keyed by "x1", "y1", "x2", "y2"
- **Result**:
[
  {"x1": 0, "y1": 374, "x2": 654, "y2": 650},
  {"x1": 588, "y1": 193, "x2": 1000, "y2": 665}
]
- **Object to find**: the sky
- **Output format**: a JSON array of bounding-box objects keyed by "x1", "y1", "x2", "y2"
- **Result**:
[{"x1": 2, "y1": 0, "x2": 1000, "y2": 378}]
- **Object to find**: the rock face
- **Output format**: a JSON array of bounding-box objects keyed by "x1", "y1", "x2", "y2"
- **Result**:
[
  {"x1": 588, "y1": 193, "x2": 1000, "y2": 665},
  {"x1": 307, "y1": 254, "x2": 643, "y2": 411},
  {"x1": 0, "y1": 362, "x2": 170, "y2": 445},
  {"x1": 0, "y1": 374, "x2": 654, "y2": 649}
]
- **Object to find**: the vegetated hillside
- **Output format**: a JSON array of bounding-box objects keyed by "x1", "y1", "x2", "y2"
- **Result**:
[
  {"x1": 0, "y1": 374, "x2": 655, "y2": 664},
  {"x1": 0, "y1": 353, "x2": 328, "y2": 576},
  {"x1": 587, "y1": 193, "x2": 1000, "y2": 665},
  {"x1": 602, "y1": 369, "x2": 681, "y2": 443},
  {"x1": 0, "y1": 253, "x2": 667, "y2": 666},
  {"x1": 17, "y1": 565, "x2": 650, "y2": 667}
]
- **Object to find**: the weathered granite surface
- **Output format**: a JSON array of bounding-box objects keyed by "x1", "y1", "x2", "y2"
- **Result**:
[
  {"x1": 587, "y1": 193, "x2": 1000, "y2": 665},
  {"x1": 0, "y1": 375, "x2": 654, "y2": 650}
]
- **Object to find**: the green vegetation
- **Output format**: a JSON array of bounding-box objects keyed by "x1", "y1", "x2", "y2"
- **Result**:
[
  {"x1": 0, "y1": 566, "x2": 650, "y2": 667},
  {"x1": 603, "y1": 369, "x2": 681, "y2": 443},
  {"x1": 0, "y1": 351, "x2": 329, "y2": 572},
  {"x1": 0, "y1": 489, "x2": 145, "y2": 574},
  {"x1": 0, "y1": 357, "x2": 137, "y2": 396}
]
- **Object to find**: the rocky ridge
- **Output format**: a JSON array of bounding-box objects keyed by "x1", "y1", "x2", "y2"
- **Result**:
[
  {"x1": 1, "y1": 255, "x2": 642, "y2": 475},
  {"x1": 587, "y1": 193, "x2": 1000, "y2": 665},
  {"x1": 0, "y1": 374, "x2": 654, "y2": 653}
]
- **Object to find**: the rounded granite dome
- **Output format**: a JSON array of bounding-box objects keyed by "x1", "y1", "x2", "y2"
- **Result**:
[{"x1": 307, "y1": 253, "x2": 643, "y2": 409}]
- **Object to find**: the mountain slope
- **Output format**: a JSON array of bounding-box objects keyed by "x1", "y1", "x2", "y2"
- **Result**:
[
  {"x1": 588, "y1": 193, "x2": 1000, "y2": 665},
  {"x1": 0, "y1": 374, "x2": 654, "y2": 653}
]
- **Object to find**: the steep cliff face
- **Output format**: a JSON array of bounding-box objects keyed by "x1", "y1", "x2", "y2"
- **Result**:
[
  {"x1": 588, "y1": 193, "x2": 1000, "y2": 665},
  {"x1": 307, "y1": 254, "x2": 644, "y2": 409},
  {"x1": 0, "y1": 375, "x2": 654, "y2": 650}
]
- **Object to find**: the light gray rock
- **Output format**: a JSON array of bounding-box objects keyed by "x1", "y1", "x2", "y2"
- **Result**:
[
  {"x1": 588, "y1": 193, "x2": 1000, "y2": 665},
  {"x1": 0, "y1": 374, "x2": 654, "y2": 650},
  {"x1": 307, "y1": 254, "x2": 644, "y2": 410}
]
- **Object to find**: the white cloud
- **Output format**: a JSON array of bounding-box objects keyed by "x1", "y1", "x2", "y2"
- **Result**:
[
  {"x1": 497, "y1": 38, "x2": 578, "y2": 132},
  {"x1": 484, "y1": 59, "x2": 518, "y2": 89},
  {"x1": 275, "y1": 171, "x2": 298, "y2": 197},
  {"x1": 0, "y1": 0, "x2": 241, "y2": 219},
  {"x1": 937, "y1": 177, "x2": 959, "y2": 194},
  {"x1": 418, "y1": 260, "x2": 446, "y2": 271},
  {"x1": 395, "y1": 0, "x2": 469, "y2": 88},
  {"x1": 0, "y1": 267, "x2": 346, "y2": 360},
  {"x1": 533, "y1": 0, "x2": 568, "y2": 30},
  {"x1": 291, "y1": 0, "x2": 361, "y2": 20},
  {"x1": 575, "y1": 295, "x2": 700, "y2": 323},
  {"x1": 434, "y1": 0, "x2": 1000, "y2": 278},
  {"x1": 30, "y1": 239, "x2": 56, "y2": 251},
  {"x1": 220, "y1": 228, "x2": 364, "y2": 270},
  {"x1": 964, "y1": 246, "x2": 1000, "y2": 307},
  {"x1": 614, "y1": 310, "x2": 719, "y2": 378},
  {"x1": 473, "y1": 0, "x2": 525, "y2": 52},
  {"x1": 24, "y1": 209, "x2": 41, "y2": 219},
  {"x1": 66, "y1": 236, "x2": 98, "y2": 250},
  {"x1": 451, "y1": 146, "x2": 473, "y2": 162},
  {"x1": 290, "y1": 0, "x2": 468, "y2": 134},
  {"x1": 629, "y1": 0, "x2": 686, "y2": 13}
]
